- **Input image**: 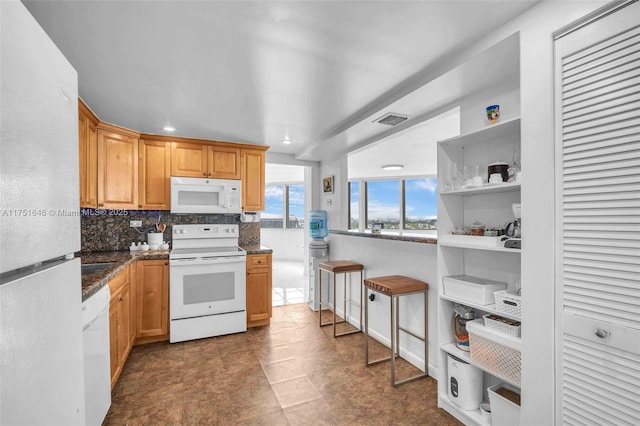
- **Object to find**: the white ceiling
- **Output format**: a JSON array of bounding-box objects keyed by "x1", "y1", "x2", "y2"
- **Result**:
[{"x1": 23, "y1": 0, "x2": 537, "y2": 162}]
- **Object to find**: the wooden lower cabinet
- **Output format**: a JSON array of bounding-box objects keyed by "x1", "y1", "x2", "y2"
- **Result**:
[
  {"x1": 108, "y1": 265, "x2": 132, "y2": 389},
  {"x1": 246, "y1": 253, "x2": 272, "y2": 328},
  {"x1": 135, "y1": 259, "x2": 169, "y2": 344},
  {"x1": 108, "y1": 259, "x2": 170, "y2": 389}
]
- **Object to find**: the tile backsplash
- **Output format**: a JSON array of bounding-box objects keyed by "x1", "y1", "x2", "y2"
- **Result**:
[{"x1": 81, "y1": 210, "x2": 259, "y2": 252}]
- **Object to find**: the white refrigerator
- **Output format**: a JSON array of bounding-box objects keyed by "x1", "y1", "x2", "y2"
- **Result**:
[{"x1": 0, "y1": 1, "x2": 85, "y2": 424}]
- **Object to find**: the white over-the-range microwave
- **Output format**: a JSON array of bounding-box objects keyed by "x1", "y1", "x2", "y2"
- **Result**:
[{"x1": 171, "y1": 177, "x2": 241, "y2": 214}]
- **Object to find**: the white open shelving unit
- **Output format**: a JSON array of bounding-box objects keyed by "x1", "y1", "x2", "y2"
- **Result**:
[{"x1": 436, "y1": 114, "x2": 523, "y2": 425}]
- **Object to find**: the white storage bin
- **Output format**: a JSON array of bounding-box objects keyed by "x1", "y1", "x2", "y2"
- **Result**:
[
  {"x1": 466, "y1": 319, "x2": 521, "y2": 386},
  {"x1": 483, "y1": 314, "x2": 521, "y2": 337},
  {"x1": 488, "y1": 383, "x2": 521, "y2": 426},
  {"x1": 443, "y1": 275, "x2": 507, "y2": 305},
  {"x1": 494, "y1": 290, "x2": 522, "y2": 318}
]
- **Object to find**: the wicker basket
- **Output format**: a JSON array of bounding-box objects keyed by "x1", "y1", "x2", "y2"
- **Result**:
[
  {"x1": 467, "y1": 319, "x2": 521, "y2": 386},
  {"x1": 494, "y1": 290, "x2": 522, "y2": 319},
  {"x1": 483, "y1": 314, "x2": 521, "y2": 337}
]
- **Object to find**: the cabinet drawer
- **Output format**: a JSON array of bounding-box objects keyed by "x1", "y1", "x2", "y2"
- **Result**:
[
  {"x1": 247, "y1": 254, "x2": 271, "y2": 269},
  {"x1": 109, "y1": 265, "x2": 129, "y2": 298}
]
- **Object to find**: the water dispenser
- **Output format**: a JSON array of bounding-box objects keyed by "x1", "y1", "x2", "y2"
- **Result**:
[{"x1": 308, "y1": 210, "x2": 328, "y2": 311}]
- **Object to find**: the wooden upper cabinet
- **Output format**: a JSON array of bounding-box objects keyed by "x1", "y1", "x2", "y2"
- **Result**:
[
  {"x1": 139, "y1": 139, "x2": 171, "y2": 210},
  {"x1": 209, "y1": 145, "x2": 241, "y2": 179},
  {"x1": 241, "y1": 149, "x2": 266, "y2": 211},
  {"x1": 78, "y1": 100, "x2": 98, "y2": 208},
  {"x1": 171, "y1": 141, "x2": 208, "y2": 177},
  {"x1": 171, "y1": 142, "x2": 240, "y2": 179},
  {"x1": 97, "y1": 124, "x2": 139, "y2": 209}
]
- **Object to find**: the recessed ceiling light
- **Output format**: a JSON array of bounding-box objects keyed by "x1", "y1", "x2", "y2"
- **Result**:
[
  {"x1": 281, "y1": 139, "x2": 293, "y2": 145},
  {"x1": 163, "y1": 126, "x2": 175, "y2": 132},
  {"x1": 381, "y1": 164, "x2": 404, "y2": 171}
]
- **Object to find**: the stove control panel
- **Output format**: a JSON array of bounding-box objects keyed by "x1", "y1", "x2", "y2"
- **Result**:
[{"x1": 173, "y1": 224, "x2": 238, "y2": 239}]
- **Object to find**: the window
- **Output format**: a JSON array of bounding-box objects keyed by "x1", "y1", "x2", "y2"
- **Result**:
[
  {"x1": 261, "y1": 183, "x2": 305, "y2": 229},
  {"x1": 287, "y1": 184, "x2": 304, "y2": 229},
  {"x1": 404, "y1": 178, "x2": 438, "y2": 230},
  {"x1": 262, "y1": 185, "x2": 284, "y2": 228},
  {"x1": 349, "y1": 181, "x2": 359, "y2": 229},
  {"x1": 366, "y1": 180, "x2": 400, "y2": 229},
  {"x1": 349, "y1": 177, "x2": 437, "y2": 232}
]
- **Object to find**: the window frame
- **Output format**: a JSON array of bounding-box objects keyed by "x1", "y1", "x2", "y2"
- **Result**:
[
  {"x1": 262, "y1": 182, "x2": 305, "y2": 229},
  {"x1": 348, "y1": 176, "x2": 437, "y2": 234}
]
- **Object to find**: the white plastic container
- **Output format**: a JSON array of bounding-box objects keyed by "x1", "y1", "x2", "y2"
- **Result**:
[
  {"x1": 447, "y1": 354, "x2": 483, "y2": 411},
  {"x1": 148, "y1": 232, "x2": 163, "y2": 247},
  {"x1": 488, "y1": 383, "x2": 521, "y2": 426},
  {"x1": 443, "y1": 275, "x2": 507, "y2": 305}
]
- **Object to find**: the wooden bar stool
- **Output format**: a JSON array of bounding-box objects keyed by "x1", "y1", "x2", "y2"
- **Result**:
[
  {"x1": 364, "y1": 275, "x2": 429, "y2": 386},
  {"x1": 318, "y1": 260, "x2": 364, "y2": 337}
]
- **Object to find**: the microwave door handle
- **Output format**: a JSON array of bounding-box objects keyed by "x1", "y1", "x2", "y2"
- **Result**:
[{"x1": 220, "y1": 188, "x2": 226, "y2": 208}]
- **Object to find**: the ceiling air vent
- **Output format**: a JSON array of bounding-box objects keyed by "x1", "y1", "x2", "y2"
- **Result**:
[{"x1": 373, "y1": 112, "x2": 409, "y2": 126}]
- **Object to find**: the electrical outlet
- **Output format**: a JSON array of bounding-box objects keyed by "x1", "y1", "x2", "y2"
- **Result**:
[{"x1": 130, "y1": 220, "x2": 142, "y2": 228}]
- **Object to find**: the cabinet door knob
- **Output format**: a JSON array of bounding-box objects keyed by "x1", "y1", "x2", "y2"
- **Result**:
[
  {"x1": 594, "y1": 329, "x2": 610, "y2": 338},
  {"x1": 98, "y1": 203, "x2": 104, "y2": 207}
]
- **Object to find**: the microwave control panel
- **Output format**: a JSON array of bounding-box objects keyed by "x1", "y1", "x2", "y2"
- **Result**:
[{"x1": 228, "y1": 187, "x2": 239, "y2": 207}]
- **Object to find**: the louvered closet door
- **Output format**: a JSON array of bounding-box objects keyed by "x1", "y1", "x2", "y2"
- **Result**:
[{"x1": 556, "y1": 2, "x2": 640, "y2": 425}]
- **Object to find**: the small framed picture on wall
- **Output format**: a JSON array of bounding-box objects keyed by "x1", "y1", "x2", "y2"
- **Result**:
[{"x1": 323, "y1": 176, "x2": 334, "y2": 194}]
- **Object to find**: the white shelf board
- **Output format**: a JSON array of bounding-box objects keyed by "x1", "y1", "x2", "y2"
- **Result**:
[
  {"x1": 438, "y1": 392, "x2": 487, "y2": 426},
  {"x1": 441, "y1": 342, "x2": 471, "y2": 362},
  {"x1": 440, "y1": 182, "x2": 521, "y2": 196},
  {"x1": 440, "y1": 294, "x2": 521, "y2": 321},
  {"x1": 439, "y1": 117, "x2": 521, "y2": 148},
  {"x1": 439, "y1": 241, "x2": 521, "y2": 253}
]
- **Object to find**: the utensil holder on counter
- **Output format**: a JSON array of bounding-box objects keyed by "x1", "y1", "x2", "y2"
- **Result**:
[{"x1": 147, "y1": 232, "x2": 163, "y2": 247}]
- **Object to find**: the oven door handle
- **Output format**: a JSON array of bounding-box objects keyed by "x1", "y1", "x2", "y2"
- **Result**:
[{"x1": 170, "y1": 256, "x2": 246, "y2": 265}]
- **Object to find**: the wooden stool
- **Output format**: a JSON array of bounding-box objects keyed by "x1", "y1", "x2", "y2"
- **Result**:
[
  {"x1": 364, "y1": 275, "x2": 429, "y2": 386},
  {"x1": 318, "y1": 260, "x2": 364, "y2": 337}
]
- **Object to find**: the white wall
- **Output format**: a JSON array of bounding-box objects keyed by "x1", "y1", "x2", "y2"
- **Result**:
[
  {"x1": 328, "y1": 233, "x2": 439, "y2": 376},
  {"x1": 260, "y1": 228, "x2": 305, "y2": 261}
]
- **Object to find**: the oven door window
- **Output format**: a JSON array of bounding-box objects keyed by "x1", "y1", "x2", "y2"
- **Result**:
[
  {"x1": 170, "y1": 260, "x2": 246, "y2": 319},
  {"x1": 184, "y1": 272, "x2": 234, "y2": 304}
]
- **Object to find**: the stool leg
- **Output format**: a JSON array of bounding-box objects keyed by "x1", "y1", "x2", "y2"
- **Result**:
[
  {"x1": 318, "y1": 268, "x2": 322, "y2": 327},
  {"x1": 395, "y1": 296, "x2": 400, "y2": 357},
  {"x1": 343, "y1": 273, "x2": 347, "y2": 330},
  {"x1": 332, "y1": 272, "x2": 337, "y2": 337},
  {"x1": 359, "y1": 270, "x2": 363, "y2": 331},
  {"x1": 364, "y1": 286, "x2": 369, "y2": 365},
  {"x1": 390, "y1": 294, "x2": 396, "y2": 386},
  {"x1": 424, "y1": 290, "x2": 428, "y2": 378}
]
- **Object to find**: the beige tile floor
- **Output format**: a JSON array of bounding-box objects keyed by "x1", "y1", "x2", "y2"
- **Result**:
[{"x1": 104, "y1": 304, "x2": 461, "y2": 425}]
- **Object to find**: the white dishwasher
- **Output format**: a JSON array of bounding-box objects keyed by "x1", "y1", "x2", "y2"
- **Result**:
[{"x1": 82, "y1": 284, "x2": 111, "y2": 425}]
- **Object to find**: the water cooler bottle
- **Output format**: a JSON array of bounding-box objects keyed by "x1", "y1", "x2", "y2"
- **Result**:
[{"x1": 308, "y1": 210, "x2": 328, "y2": 311}]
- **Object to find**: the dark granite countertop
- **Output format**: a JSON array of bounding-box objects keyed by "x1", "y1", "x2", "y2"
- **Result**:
[
  {"x1": 243, "y1": 245, "x2": 273, "y2": 255},
  {"x1": 81, "y1": 250, "x2": 169, "y2": 301},
  {"x1": 82, "y1": 245, "x2": 271, "y2": 301},
  {"x1": 329, "y1": 230, "x2": 438, "y2": 244}
]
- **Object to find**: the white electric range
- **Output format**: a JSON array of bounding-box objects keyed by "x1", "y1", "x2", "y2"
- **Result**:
[{"x1": 169, "y1": 224, "x2": 246, "y2": 343}]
